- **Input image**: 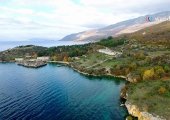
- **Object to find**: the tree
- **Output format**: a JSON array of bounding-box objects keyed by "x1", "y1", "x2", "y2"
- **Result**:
[
  {"x1": 129, "y1": 62, "x2": 137, "y2": 71},
  {"x1": 164, "y1": 65, "x2": 170, "y2": 73},
  {"x1": 143, "y1": 68, "x2": 155, "y2": 80},
  {"x1": 108, "y1": 36, "x2": 113, "y2": 40},
  {"x1": 154, "y1": 66, "x2": 165, "y2": 78}
]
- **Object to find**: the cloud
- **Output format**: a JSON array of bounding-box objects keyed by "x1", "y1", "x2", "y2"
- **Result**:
[
  {"x1": 0, "y1": 0, "x2": 170, "y2": 41},
  {"x1": 0, "y1": 16, "x2": 88, "y2": 41},
  {"x1": 80, "y1": 0, "x2": 170, "y2": 11}
]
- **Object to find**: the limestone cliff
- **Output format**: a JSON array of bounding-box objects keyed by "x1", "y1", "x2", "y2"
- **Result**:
[{"x1": 125, "y1": 101, "x2": 166, "y2": 120}]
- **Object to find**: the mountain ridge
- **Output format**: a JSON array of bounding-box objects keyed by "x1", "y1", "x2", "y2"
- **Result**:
[{"x1": 60, "y1": 11, "x2": 170, "y2": 42}]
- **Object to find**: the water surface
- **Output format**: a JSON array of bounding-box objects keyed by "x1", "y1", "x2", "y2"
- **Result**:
[{"x1": 0, "y1": 63, "x2": 127, "y2": 120}]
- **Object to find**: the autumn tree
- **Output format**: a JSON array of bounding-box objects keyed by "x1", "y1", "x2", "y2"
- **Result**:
[{"x1": 143, "y1": 68, "x2": 155, "y2": 80}]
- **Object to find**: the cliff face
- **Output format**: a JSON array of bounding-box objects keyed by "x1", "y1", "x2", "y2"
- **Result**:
[{"x1": 125, "y1": 101, "x2": 166, "y2": 120}]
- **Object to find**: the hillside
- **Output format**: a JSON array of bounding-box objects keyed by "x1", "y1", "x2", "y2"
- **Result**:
[
  {"x1": 60, "y1": 11, "x2": 170, "y2": 42},
  {"x1": 0, "y1": 45, "x2": 47, "y2": 61},
  {"x1": 68, "y1": 21, "x2": 170, "y2": 120},
  {"x1": 126, "y1": 80, "x2": 170, "y2": 119},
  {"x1": 127, "y1": 21, "x2": 170, "y2": 47},
  {"x1": 0, "y1": 20, "x2": 170, "y2": 119}
]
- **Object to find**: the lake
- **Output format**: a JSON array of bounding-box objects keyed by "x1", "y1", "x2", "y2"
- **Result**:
[{"x1": 0, "y1": 63, "x2": 128, "y2": 120}]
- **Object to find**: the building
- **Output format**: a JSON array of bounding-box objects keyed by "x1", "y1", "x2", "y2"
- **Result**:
[
  {"x1": 98, "y1": 48, "x2": 122, "y2": 57},
  {"x1": 15, "y1": 58, "x2": 24, "y2": 62},
  {"x1": 37, "y1": 57, "x2": 50, "y2": 62}
]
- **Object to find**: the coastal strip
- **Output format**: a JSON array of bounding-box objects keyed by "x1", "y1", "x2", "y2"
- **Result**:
[
  {"x1": 49, "y1": 61, "x2": 166, "y2": 120},
  {"x1": 0, "y1": 61, "x2": 166, "y2": 120}
]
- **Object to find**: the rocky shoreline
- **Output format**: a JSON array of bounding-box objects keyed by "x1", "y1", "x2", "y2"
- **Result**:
[
  {"x1": 71, "y1": 64, "x2": 127, "y2": 78},
  {"x1": 59, "y1": 62, "x2": 166, "y2": 120},
  {"x1": 125, "y1": 101, "x2": 166, "y2": 120},
  {"x1": 0, "y1": 61, "x2": 166, "y2": 120}
]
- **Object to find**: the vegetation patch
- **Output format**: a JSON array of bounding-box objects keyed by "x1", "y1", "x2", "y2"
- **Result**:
[{"x1": 127, "y1": 80, "x2": 170, "y2": 119}]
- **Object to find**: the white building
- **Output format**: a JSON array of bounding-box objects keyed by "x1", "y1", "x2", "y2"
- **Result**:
[
  {"x1": 98, "y1": 48, "x2": 122, "y2": 57},
  {"x1": 37, "y1": 57, "x2": 50, "y2": 61},
  {"x1": 15, "y1": 58, "x2": 24, "y2": 62}
]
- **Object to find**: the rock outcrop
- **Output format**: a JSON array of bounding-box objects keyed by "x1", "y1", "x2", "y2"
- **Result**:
[
  {"x1": 126, "y1": 73, "x2": 138, "y2": 83},
  {"x1": 125, "y1": 101, "x2": 166, "y2": 120}
]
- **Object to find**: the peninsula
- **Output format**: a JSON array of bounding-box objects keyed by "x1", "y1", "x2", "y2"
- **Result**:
[{"x1": 15, "y1": 56, "x2": 49, "y2": 68}]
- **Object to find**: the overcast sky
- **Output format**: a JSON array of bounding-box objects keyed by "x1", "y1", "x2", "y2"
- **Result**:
[{"x1": 0, "y1": 0, "x2": 170, "y2": 41}]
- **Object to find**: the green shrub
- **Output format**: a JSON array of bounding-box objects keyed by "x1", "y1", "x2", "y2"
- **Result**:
[
  {"x1": 154, "y1": 66, "x2": 165, "y2": 78},
  {"x1": 164, "y1": 65, "x2": 170, "y2": 73}
]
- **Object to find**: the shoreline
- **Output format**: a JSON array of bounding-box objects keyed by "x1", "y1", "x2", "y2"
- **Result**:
[
  {"x1": 0, "y1": 61, "x2": 165, "y2": 120},
  {"x1": 51, "y1": 61, "x2": 128, "y2": 80},
  {"x1": 49, "y1": 61, "x2": 133, "y2": 119},
  {"x1": 70, "y1": 64, "x2": 127, "y2": 79},
  {"x1": 49, "y1": 61, "x2": 166, "y2": 120}
]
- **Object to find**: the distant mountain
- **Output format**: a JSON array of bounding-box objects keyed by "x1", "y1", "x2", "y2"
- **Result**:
[{"x1": 60, "y1": 11, "x2": 170, "y2": 42}]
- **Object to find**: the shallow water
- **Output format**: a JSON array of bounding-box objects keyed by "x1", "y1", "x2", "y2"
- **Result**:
[{"x1": 0, "y1": 63, "x2": 127, "y2": 120}]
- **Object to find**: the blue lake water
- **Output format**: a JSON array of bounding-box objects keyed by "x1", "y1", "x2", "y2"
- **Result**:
[{"x1": 0, "y1": 63, "x2": 127, "y2": 120}]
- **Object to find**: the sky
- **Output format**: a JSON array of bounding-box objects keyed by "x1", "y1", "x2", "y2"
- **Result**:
[{"x1": 0, "y1": 0, "x2": 170, "y2": 41}]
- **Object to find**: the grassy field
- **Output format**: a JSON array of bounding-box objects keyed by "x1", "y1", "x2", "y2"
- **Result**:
[
  {"x1": 148, "y1": 50, "x2": 170, "y2": 57},
  {"x1": 74, "y1": 52, "x2": 113, "y2": 68},
  {"x1": 127, "y1": 80, "x2": 170, "y2": 119},
  {"x1": 100, "y1": 59, "x2": 123, "y2": 68}
]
